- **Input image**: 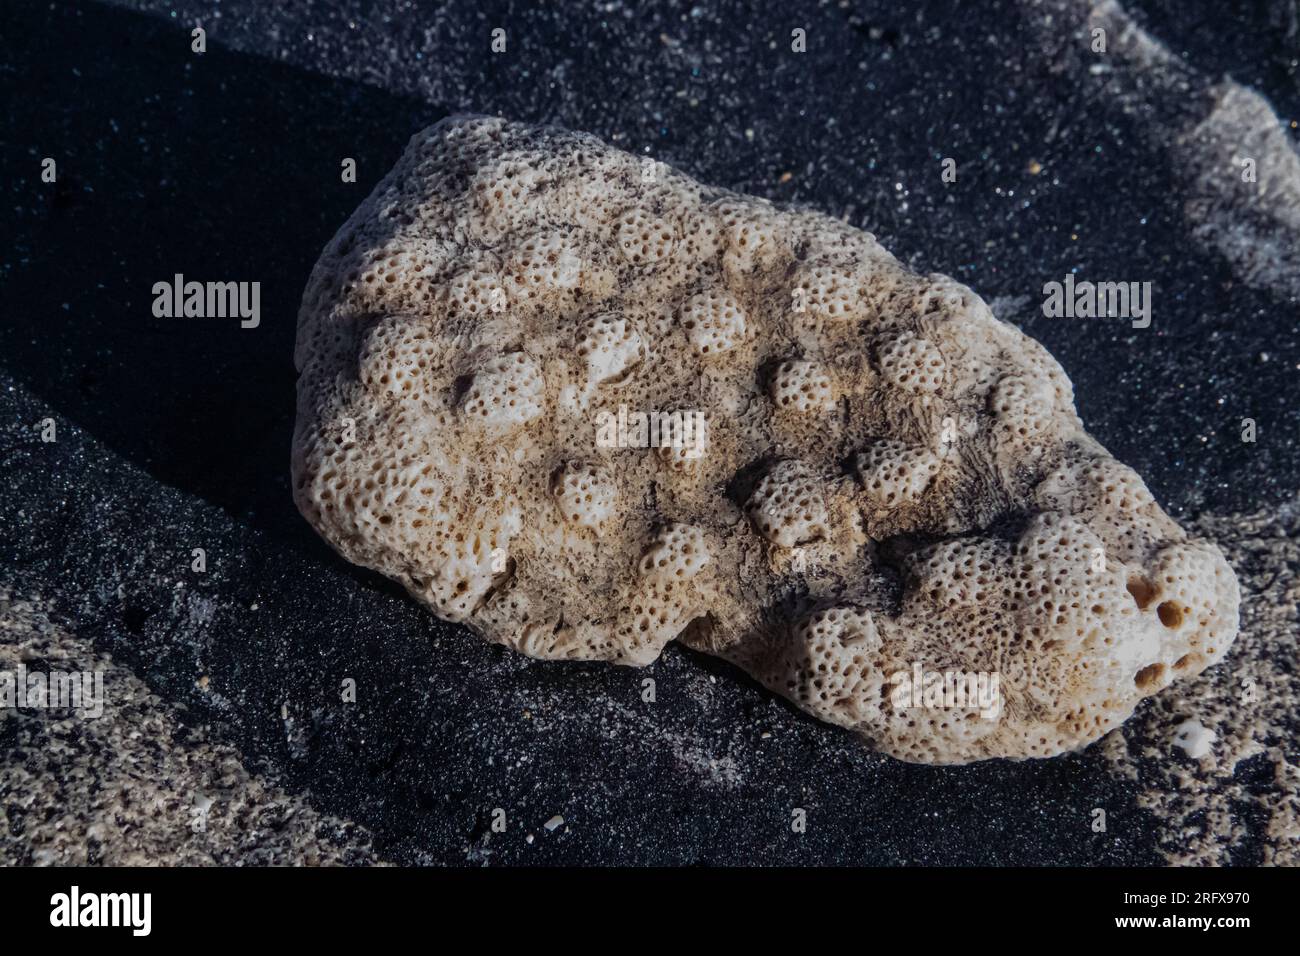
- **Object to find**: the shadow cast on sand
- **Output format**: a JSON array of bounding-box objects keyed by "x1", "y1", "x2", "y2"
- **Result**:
[{"x1": 3, "y1": 0, "x2": 444, "y2": 553}]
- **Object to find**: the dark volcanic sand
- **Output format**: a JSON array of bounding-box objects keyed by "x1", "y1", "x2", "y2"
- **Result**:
[{"x1": 1, "y1": 0, "x2": 1297, "y2": 865}]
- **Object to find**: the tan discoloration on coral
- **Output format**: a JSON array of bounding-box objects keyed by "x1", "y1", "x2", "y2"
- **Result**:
[{"x1": 291, "y1": 116, "x2": 1239, "y2": 764}]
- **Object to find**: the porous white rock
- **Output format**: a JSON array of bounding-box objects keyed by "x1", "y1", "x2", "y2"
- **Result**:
[
  {"x1": 855, "y1": 440, "x2": 944, "y2": 509},
  {"x1": 745, "y1": 460, "x2": 830, "y2": 548},
  {"x1": 551, "y1": 460, "x2": 617, "y2": 533},
  {"x1": 680, "y1": 289, "x2": 747, "y2": 357},
  {"x1": 770, "y1": 360, "x2": 835, "y2": 414},
  {"x1": 292, "y1": 115, "x2": 1240, "y2": 764},
  {"x1": 638, "y1": 523, "x2": 710, "y2": 580},
  {"x1": 458, "y1": 352, "x2": 545, "y2": 432}
]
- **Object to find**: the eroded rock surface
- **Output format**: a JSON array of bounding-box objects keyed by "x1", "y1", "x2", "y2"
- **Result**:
[{"x1": 292, "y1": 116, "x2": 1239, "y2": 764}]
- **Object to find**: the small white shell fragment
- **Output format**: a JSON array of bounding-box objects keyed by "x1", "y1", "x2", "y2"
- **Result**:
[{"x1": 1173, "y1": 719, "x2": 1216, "y2": 760}]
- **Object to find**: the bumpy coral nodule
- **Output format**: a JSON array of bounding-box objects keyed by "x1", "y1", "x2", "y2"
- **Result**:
[{"x1": 291, "y1": 116, "x2": 1239, "y2": 764}]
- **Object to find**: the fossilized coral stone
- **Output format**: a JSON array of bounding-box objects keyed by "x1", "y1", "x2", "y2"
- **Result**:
[{"x1": 292, "y1": 116, "x2": 1240, "y2": 764}]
